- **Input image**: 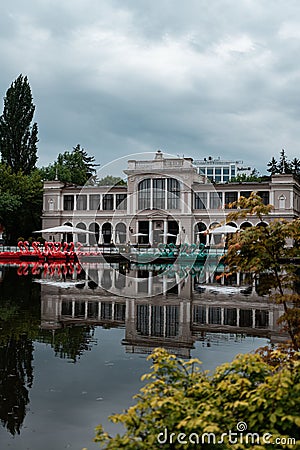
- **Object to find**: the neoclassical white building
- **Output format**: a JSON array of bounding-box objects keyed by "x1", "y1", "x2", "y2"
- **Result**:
[{"x1": 41, "y1": 151, "x2": 300, "y2": 246}]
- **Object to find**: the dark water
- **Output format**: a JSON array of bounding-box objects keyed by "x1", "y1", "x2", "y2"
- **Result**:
[{"x1": 0, "y1": 262, "x2": 280, "y2": 450}]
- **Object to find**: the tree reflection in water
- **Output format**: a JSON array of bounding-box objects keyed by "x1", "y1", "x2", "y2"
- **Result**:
[
  {"x1": 0, "y1": 268, "x2": 39, "y2": 436},
  {"x1": 0, "y1": 336, "x2": 33, "y2": 435}
]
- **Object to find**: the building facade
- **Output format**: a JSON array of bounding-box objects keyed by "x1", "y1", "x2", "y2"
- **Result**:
[
  {"x1": 41, "y1": 151, "x2": 300, "y2": 246},
  {"x1": 193, "y1": 156, "x2": 253, "y2": 182}
]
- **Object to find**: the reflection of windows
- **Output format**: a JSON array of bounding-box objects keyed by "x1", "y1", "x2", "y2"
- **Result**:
[
  {"x1": 193, "y1": 305, "x2": 206, "y2": 324},
  {"x1": 103, "y1": 194, "x2": 113, "y2": 210},
  {"x1": 115, "y1": 303, "x2": 126, "y2": 321},
  {"x1": 151, "y1": 306, "x2": 164, "y2": 336},
  {"x1": 224, "y1": 308, "x2": 237, "y2": 326},
  {"x1": 194, "y1": 192, "x2": 207, "y2": 209},
  {"x1": 63, "y1": 195, "x2": 74, "y2": 211},
  {"x1": 90, "y1": 194, "x2": 100, "y2": 210},
  {"x1": 76, "y1": 194, "x2": 87, "y2": 210},
  {"x1": 225, "y1": 192, "x2": 238, "y2": 208},
  {"x1": 116, "y1": 194, "x2": 127, "y2": 210},
  {"x1": 255, "y1": 310, "x2": 269, "y2": 328},
  {"x1": 137, "y1": 305, "x2": 149, "y2": 335},
  {"x1": 210, "y1": 192, "x2": 222, "y2": 209},
  {"x1": 165, "y1": 306, "x2": 179, "y2": 337},
  {"x1": 101, "y1": 302, "x2": 112, "y2": 320},
  {"x1": 240, "y1": 309, "x2": 252, "y2": 327},
  {"x1": 208, "y1": 307, "x2": 221, "y2": 324}
]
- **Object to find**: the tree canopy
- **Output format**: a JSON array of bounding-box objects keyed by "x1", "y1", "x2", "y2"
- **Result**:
[
  {"x1": 97, "y1": 175, "x2": 126, "y2": 186},
  {"x1": 0, "y1": 163, "x2": 43, "y2": 243},
  {"x1": 0, "y1": 74, "x2": 38, "y2": 175},
  {"x1": 267, "y1": 149, "x2": 300, "y2": 178},
  {"x1": 40, "y1": 144, "x2": 99, "y2": 185}
]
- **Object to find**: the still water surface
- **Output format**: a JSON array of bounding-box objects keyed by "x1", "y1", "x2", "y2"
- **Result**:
[{"x1": 0, "y1": 262, "x2": 276, "y2": 450}]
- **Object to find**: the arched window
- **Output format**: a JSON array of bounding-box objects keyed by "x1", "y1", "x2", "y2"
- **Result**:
[
  {"x1": 102, "y1": 222, "x2": 112, "y2": 244},
  {"x1": 115, "y1": 223, "x2": 126, "y2": 244},
  {"x1": 89, "y1": 223, "x2": 99, "y2": 245},
  {"x1": 76, "y1": 222, "x2": 87, "y2": 244},
  {"x1": 279, "y1": 194, "x2": 286, "y2": 210},
  {"x1": 195, "y1": 222, "x2": 207, "y2": 245},
  {"x1": 240, "y1": 221, "x2": 252, "y2": 230},
  {"x1": 138, "y1": 178, "x2": 180, "y2": 210},
  {"x1": 48, "y1": 198, "x2": 54, "y2": 211}
]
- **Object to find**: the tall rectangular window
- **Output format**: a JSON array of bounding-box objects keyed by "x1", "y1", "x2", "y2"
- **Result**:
[
  {"x1": 103, "y1": 194, "x2": 113, "y2": 210},
  {"x1": 258, "y1": 191, "x2": 270, "y2": 205},
  {"x1": 194, "y1": 192, "x2": 207, "y2": 210},
  {"x1": 167, "y1": 178, "x2": 180, "y2": 209},
  {"x1": 225, "y1": 192, "x2": 238, "y2": 208},
  {"x1": 138, "y1": 179, "x2": 151, "y2": 210},
  {"x1": 153, "y1": 179, "x2": 165, "y2": 209},
  {"x1": 63, "y1": 195, "x2": 74, "y2": 211},
  {"x1": 116, "y1": 194, "x2": 127, "y2": 210},
  {"x1": 90, "y1": 194, "x2": 100, "y2": 210},
  {"x1": 209, "y1": 192, "x2": 222, "y2": 209},
  {"x1": 240, "y1": 191, "x2": 251, "y2": 199},
  {"x1": 76, "y1": 194, "x2": 87, "y2": 210}
]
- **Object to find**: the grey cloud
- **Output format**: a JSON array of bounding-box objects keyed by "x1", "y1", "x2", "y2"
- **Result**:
[{"x1": 1, "y1": 0, "x2": 300, "y2": 172}]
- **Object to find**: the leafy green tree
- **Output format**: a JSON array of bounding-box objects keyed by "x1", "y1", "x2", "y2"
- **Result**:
[
  {"x1": 40, "y1": 144, "x2": 99, "y2": 185},
  {"x1": 225, "y1": 192, "x2": 300, "y2": 350},
  {"x1": 0, "y1": 74, "x2": 38, "y2": 175},
  {"x1": 97, "y1": 175, "x2": 126, "y2": 186},
  {"x1": 0, "y1": 163, "x2": 43, "y2": 243},
  {"x1": 92, "y1": 348, "x2": 300, "y2": 449}
]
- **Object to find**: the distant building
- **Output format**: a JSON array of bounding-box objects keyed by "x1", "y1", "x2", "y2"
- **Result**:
[
  {"x1": 193, "y1": 156, "x2": 253, "y2": 182},
  {"x1": 41, "y1": 151, "x2": 300, "y2": 247}
]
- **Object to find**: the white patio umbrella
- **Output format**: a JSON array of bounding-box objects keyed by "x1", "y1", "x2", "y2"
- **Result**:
[
  {"x1": 175, "y1": 232, "x2": 181, "y2": 246},
  {"x1": 131, "y1": 233, "x2": 148, "y2": 237},
  {"x1": 33, "y1": 225, "x2": 95, "y2": 234},
  {"x1": 115, "y1": 232, "x2": 120, "y2": 244},
  {"x1": 160, "y1": 232, "x2": 177, "y2": 237},
  {"x1": 210, "y1": 225, "x2": 238, "y2": 234}
]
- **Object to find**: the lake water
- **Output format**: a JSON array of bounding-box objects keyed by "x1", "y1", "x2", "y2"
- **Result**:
[{"x1": 0, "y1": 261, "x2": 283, "y2": 450}]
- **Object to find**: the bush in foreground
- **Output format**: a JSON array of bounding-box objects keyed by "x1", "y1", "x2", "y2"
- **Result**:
[{"x1": 89, "y1": 348, "x2": 299, "y2": 449}]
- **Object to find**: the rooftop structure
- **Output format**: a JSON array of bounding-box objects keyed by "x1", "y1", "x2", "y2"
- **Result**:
[{"x1": 193, "y1": 156, "x2": 253, "y2": 182}]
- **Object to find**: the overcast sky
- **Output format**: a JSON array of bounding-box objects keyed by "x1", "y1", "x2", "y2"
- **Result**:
[{"x1": 1, "y1": 0, "x2": 300, "y2": 174}]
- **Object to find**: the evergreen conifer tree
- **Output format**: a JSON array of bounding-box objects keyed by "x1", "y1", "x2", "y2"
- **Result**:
[{"x1": 0, "y1": 74, "x2": 38, "y2": 174}]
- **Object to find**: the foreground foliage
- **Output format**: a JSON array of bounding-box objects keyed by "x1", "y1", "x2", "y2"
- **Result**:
[{"x1": 90, "y1": 348, "x2": 299, "y2": 449}]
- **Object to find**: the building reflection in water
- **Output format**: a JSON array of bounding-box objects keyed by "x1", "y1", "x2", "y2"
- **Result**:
[{"x1": 39, "y1": 261, "x2": 287, "y2": 359}]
